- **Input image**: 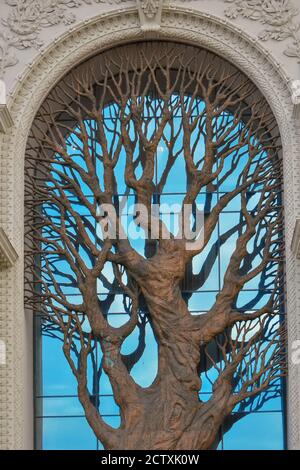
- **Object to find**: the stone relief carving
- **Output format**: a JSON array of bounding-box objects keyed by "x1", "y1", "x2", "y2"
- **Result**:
[
  {"x1": 0, "y1": 0, "x2": 133, "y2": 77},
  {"x1": 1, "y1": 1, "x2": 300, "y2": 78},
  {"x1": 137, "y1": 0, "x2": 162, "y2": 29},
  {"x1": 140, "y1": 0, "x2": 159, "y2": 18},
  {"x1": 0, "y1": 0, "x2": 97, "y2": 77},
  {"x1": 225, "y1": 0, "x2": 300, "y2": 61},
  {"x1": 0, "y1": 31, "x2": 19, "y2": 78}
]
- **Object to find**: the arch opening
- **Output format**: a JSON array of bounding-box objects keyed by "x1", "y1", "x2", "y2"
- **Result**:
[{"x1": 23, "y1": 40, "x2": 286, "y2": 450}]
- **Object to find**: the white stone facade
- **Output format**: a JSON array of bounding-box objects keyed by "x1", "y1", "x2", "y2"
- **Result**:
[{"x1": 1, "y1": 0, "x2": 300, "y2": 449}]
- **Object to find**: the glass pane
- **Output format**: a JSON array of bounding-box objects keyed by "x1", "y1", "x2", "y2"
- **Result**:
[
  {"x1": 36, "y1": 397, "x2": 84, "y2": 417},
  {"x1": 39, "y1": 417, "x2": 97, "y2": 450},
  {"x1": 223, "y1": 412, "x2": 284, "y2": 450}
]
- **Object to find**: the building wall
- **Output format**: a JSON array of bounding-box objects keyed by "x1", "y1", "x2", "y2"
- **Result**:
[{"x1": 1, "y1": 0, "x2": 300, "y2": 449}]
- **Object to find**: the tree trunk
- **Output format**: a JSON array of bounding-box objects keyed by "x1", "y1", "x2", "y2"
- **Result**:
[
  {"x1": 111, "y1": 393, "x2": 226, "y2": 450},
  {"x1": 108, "y1": 248, "x2": 230, "y2": 450}
]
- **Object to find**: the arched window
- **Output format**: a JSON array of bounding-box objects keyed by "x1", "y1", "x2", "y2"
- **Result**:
[{"x1": 25, "y1": 41, "x2": 286, "y2": 450}]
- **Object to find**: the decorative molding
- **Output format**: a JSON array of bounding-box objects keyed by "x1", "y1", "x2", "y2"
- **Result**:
[
  {"x1": 2, "y1": 1, "x2": 300, "y2": 78},
  {"x1": 291, "y1": 79, "x2": 300, "y2": 118},
  {"x1": 0, "y1": 0, "x2": 101, "y2": 78},
  {"x1": 137, "y1": 0, "x2": 163, "y2": 30},
  {"x1": 0, "y1": 0, "x2": 181, "y2": 76},
  {"x1": 0, "y1": 6, "x2": 300, "y2": 450},
  {"x1": 0, "y1": 78, "x2": 13, "y2": 132},
  {"x1": 291, "y1": 218, "x2": 300, "y2": 258},
  {"x1": 224, "y1": 0, "x2": 300, "y2": 62},
  {"x1": 0, "y1": 104, "x2": 13, "y2": 133},
  {"x1": 139, "y1": 0, "x2": 160, "y2": 18},
  {"x1": 0, "y1": 228, "x2": 18, "y2": 268}
]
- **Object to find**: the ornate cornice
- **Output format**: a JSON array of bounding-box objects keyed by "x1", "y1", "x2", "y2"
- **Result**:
[
  {"x1": 0, "y1": 0, "x2": 165, "y2": 77},
  {"x1": 2, "y1": 1, "x2": 300, "y2": 80}
]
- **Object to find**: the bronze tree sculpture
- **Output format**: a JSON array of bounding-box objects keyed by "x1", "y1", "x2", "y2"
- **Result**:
[{"x1": 25, "y1": 42, "x2": 286, "y2": 450}]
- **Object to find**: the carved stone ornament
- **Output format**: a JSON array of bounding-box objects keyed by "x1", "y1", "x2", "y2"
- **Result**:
[
  {"x1": 0, "y1": 228, "x2": 18, "y2": 268},
  {"x1": 137, "y1": 0, "x2": 163, "y2": 30},
  {"x1": 0, "y1": 0, "x2": 169, "y2": 77},
  {"x1": 0, "y1": 78, "x2": 13, "y2": 132},
  {"x1": 0, "y1": 0, "x2": 97, "y2": 78},
  {"x1": 291, "y1": 79, "x2": 300, "y2": 118},
  {"x1": 2, "y1": 1, "x2": 300, "y2": 79},
  {"x1": 225, "y1": 0, "x2": 300, "y2": 61}
]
